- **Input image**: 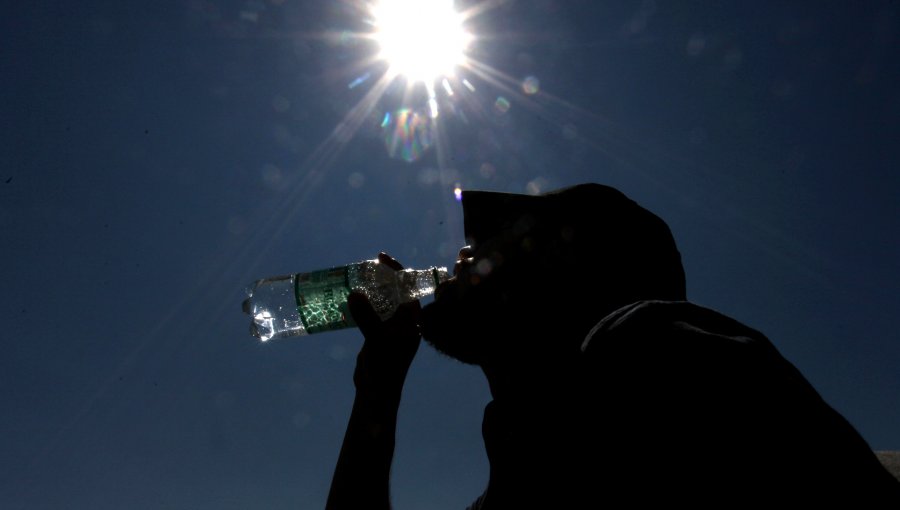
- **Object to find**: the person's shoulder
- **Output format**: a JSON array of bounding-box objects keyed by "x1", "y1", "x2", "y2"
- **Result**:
[
  {"x1": 581, "y1": 300, "x2": 768, "y2": 354},
  {"x1": 465, "y1": 492, "x2": 486, "y2": 510}
]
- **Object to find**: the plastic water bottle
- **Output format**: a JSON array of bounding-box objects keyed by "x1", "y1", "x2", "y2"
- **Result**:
[{"x1": 242, "y1": 259, "x2": 449, "y2": 341}]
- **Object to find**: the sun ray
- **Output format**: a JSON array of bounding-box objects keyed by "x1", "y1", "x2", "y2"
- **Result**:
[
  {"x1": 456, "y1": 0, "x2": 513, "y2": 23},
  {"x1": 234, "y1": 68, "x2": 399, "y2": 279}
]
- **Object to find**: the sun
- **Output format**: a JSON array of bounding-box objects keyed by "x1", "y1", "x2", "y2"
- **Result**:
[{"x1": 370, "y1": 0, "x2": 472, "y2": 85}]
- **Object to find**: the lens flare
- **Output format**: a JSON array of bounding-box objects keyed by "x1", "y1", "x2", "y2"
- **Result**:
[
  {"x1": 522, "y1": 76, "x2": 540, "y2": 95},
  {"x1": 494, "y1": 96, "x2": 511, "y2": 114},
  {"x1": 382, "y1": 109, "x2": 434, "y2": 162}
]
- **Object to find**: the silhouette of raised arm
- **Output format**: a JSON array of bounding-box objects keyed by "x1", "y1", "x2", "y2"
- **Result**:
[{"x1": 326, "y1": 253, "x2": 421, "y2": 510}]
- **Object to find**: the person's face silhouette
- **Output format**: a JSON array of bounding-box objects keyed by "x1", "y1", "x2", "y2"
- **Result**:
[{"x1": 421, "y1": 226, "x2": 573, "y2": 366}]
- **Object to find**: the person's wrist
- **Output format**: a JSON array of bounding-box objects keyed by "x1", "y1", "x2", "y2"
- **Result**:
[
  {"x1": 353, "y1": 339, "x2": 415, "y2": 393},
  {"x1": 352, "y1": 383, "x2": 403, "y2": 431},
  {"x1": 354, "y1": 369, "x2": 405, "y2": 404}
]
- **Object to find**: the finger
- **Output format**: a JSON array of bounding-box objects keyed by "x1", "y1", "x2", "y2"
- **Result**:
[
  {"x1": 347, "y1": 292, "x2": 382, "y2": 333},
  {"x1": 454, "y1": 246, "x2": 474, "y2": 276},
  {"x1": 454, "y1": 256, "x2": 473, "y2": 277},
  {"x1": 378, "y1": 252, "x2": 404, "y2": 271}
]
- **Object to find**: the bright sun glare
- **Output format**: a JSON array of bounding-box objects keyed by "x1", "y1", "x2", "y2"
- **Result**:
[{"x1": 371, "y1": 0, "x2": 471, "y2": 84}]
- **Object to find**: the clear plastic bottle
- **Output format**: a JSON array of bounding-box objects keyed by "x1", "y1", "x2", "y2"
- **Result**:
[{"x1": 242, "y1": 260, "x2": 449, "y2": 341}]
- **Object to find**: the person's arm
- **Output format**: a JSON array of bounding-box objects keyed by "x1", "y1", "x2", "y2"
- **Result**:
[{"x1": 326, "y1": 253, "x2": 421, "y2": 510}]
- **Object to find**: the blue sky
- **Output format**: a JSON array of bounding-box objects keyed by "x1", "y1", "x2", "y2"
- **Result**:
[{"x1": 2, "y1": 1, "x2": 898, "y2": 508}]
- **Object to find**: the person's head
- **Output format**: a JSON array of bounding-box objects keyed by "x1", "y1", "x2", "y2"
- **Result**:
[{"x1": 421, "y1": 183, "x2": 685, "y2": 367}]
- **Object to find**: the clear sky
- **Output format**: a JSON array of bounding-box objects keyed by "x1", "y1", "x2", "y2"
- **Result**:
[{"x1": 2, "y1": 1, "x2": 898, "y2": 508}]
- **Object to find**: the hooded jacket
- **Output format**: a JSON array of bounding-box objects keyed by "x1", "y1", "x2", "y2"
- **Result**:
[{"x1": 467, "y1": 300, "x2": 900, "y2": 508}]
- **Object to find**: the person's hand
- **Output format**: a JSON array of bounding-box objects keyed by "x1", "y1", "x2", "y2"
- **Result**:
[{"x1": 348, "y1": 252, "x2": 421, "y2": 400}]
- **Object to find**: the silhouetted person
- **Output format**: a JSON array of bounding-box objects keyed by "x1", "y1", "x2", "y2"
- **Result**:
[{"x1": 326, "y1": 183, "x2": 900, "y2": 508}]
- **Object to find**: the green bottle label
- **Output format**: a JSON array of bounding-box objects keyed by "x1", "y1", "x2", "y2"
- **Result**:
[{"x1": 294, "y1": 266, "x2": 355, "y2": 334}]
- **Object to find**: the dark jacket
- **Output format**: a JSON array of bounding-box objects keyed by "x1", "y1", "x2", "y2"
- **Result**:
[{"x1": 468, "y1": 301, "x2": 900, "y2": 508}]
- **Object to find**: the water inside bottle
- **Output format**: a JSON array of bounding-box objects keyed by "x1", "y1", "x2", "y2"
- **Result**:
[{"x1": 244, "y1": 275, "x2": 305, "y2": 341}]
